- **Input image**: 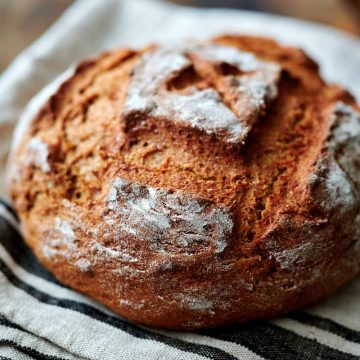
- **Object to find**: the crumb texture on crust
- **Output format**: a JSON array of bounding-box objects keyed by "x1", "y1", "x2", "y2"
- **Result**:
[{"x1": 8, "y1": 35, "x2": 360, "y2": 330}]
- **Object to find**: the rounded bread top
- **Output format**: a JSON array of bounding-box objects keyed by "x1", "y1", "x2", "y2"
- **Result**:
[{"x1": 7, "y1": 36, "x2": 360, "y2": 328}]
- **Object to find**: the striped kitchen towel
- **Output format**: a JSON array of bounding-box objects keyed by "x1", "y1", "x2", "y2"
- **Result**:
[
  {"x1": 0, "y1": 198, "x2": 360, "y2": 359},
  {"x1": 1, "y1": 0, "x2": 360, "y2": 358}
]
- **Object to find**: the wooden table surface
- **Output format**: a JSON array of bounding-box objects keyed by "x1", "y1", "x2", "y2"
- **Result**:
[{"x1": 1, "y1": 0, "x2": 360, "y2": 74}]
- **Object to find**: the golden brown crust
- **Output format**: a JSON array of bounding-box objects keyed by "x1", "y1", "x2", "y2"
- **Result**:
[{"x1": 8, "y1": 35, "x2": 360, "y2": 330}]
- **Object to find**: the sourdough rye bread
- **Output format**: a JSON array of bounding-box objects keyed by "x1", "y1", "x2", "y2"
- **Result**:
[{"x1": 7, "y1": 35, "x2": 360, "y2": 330}]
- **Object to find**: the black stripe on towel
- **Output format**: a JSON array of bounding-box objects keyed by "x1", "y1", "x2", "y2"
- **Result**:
[
  {"x1": 290, "y1": 311, "x2": 360, "y2": 344},
  {"x1": 0, "y1": 316, "x2": 24, "y2": 332},
  {"x1": 0, "y1": 340, "x2": 67, "y2": 360},
  {"x1": 0, "y1": 258, "x2": 237, "y2": 360},
  {"x1": 0, "y1": 213, "x2": 61, "y2": 285},
  {"x1": 198, "y1": 321, "x2": 359, "y2": 360},
  {"x1": 0, "y1": 316, "x2": 84, "y2": 360},
  {"x1": 0, "y1": 200, "x2": 18, "y2": 221}
]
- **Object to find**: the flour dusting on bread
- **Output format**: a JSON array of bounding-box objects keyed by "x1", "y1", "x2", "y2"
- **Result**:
[
  {"x1": 270, "y1": 242, "x2": 315, "y2": 270},
  {"x1": 328, "y1": 102, "x2": 360, "y2": 191},
  {"x1": 41, "y1": 214, "x2": 140, "y2": 270},
  {"x1": 192, "y1": 43, "x2": 280, "y2": 107},
  {"x1": 42, "y1": 217, "x2": 77, "y2": 260},
  {"x1": 106, "y1": 178, "x2": 233, "y2": 254},
  {"x1": 311, "y1": 156, "x2": 357, "y2": 215},
  {"x1": 26, "y1": 137, "x2": 50, "y2": 173},
  {"x1": 123, "y1": 43, "x2": 280, "y2": 144}
]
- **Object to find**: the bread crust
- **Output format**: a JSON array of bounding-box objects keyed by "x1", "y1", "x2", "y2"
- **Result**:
[{"x1": 8, "y1": 35, "x2": 360, "y2": 330}]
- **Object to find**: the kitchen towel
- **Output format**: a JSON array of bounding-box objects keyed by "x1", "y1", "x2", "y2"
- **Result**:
[{"x1": 0, "y1": 0, "x2": 360, "y2": 358}]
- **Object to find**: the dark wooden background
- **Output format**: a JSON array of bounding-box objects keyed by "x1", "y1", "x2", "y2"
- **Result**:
[{"x1": 1, "y1": 0, "x2": 360, "y2": 73}]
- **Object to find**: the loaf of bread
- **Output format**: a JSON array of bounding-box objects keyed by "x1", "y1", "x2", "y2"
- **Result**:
[{"x1": 7, "y1": 35, "x2": 360, "y2": 330}]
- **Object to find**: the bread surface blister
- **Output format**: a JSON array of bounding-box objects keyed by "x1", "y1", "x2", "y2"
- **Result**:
[{"x1": 8, "y1": 35, "x2": 360, "y2": 330}]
